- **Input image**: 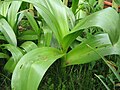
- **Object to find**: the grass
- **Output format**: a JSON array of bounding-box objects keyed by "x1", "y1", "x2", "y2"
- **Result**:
[
  {"x1": 0, "y1": 60, "x2": 110, "y2": 90},
  {"x1": 39, "y1": 60, "x2": 109, "y2": 90}
]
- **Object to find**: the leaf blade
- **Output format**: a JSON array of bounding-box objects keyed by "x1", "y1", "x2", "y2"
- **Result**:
[
  {"x1": 12, "y1": 47, "x2": 64, "y2": 90},
  {"x1": 0, "y1": 18, "x2": 17, "y2": 46},
  {"x1": 62, "y1": 7, "x2": 119, "y2": 50}
]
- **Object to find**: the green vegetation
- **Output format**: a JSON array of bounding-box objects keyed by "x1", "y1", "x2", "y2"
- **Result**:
[{"x1": 0, "y1": 0, "x2": 120, "y2": 90}]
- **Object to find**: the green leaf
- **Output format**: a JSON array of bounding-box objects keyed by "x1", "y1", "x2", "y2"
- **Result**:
[
  {"x1": 71, "y1": 0, "x2": 79, "y2": 14},
  {"x1": 0, "y1": 35, "x2": 6, "y2": 41},
  {"x1": 20, "y1": 41, "x2": 38, "y2": 53},
  {"x1": 62, "y1": 7, "x2": 119, "y2": 51},
  {"x1": 98, "y1": 0, "x2": 104, "y2": 8},
  {"x1": 12, "y1": 47, "x2": 64, "y2": 90},
  {"x1": 4, "y1": 44, "x2": 23, "y2": 64},
  {"x1": 63, "y1": 34, "x2": 114, "y2": 66},
  {"x1": 0, "y1": 52, "x2": 9, "y2": 59},
  {"x1": 42, "y1": 23, "x2": 52, "y2": 47},
  {"x1": 64, "y1": 33, "x2": 120, "y2": 66},
  {"x1": 18, "y1": 30, "x2": 38, "y2": 40},
  {"x1": 3, "y1": 44, "x2": 23, "y2": 72},
  {"x1": 0, "y1": 18, "x2": 17, "y2": 46},
  {"x1": 22, "y1": 0, "x2": 69, "y2": 44},
  {"x1": 65, "y1": 6, "x2": 75, "y2": 29},
  {"x1": 86, "y1": 42, "x2": 120, "y2": 82},
  {"x1": 7, "y1": 1, "x2": 22, "y2": 29},
  {"x1": 18, "y1": 35, "x2": 38, "y2": 41},
  {"x1": 17, "y1": 11, "x2": 25, "y2": 25},
  {"x1": 4, "y1": 57, "x2": 16, "y2": 73},
  {"x1": 24, "y1": 11, "x2": 40, "y2": 34},
  {"x1": 0, "y1": 1, "x2": 11, "y2": 17},
  {"x1": 115, "y1": 0, "x2": 120, "y2": 5}
]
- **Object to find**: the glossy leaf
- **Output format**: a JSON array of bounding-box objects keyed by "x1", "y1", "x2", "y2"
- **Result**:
[
  {"x1": 64, "y1": 34, "x2": 120, "y2": 66},
  {"x1": 4, "y1": 57, "x2": 16, "y2": 73},
  {"x1": 4, "y1": 44, "x2": 23, "y2": 64},
  {"x1": 0, "y1": 18, "x2": 17, "y2": 46},
  {"x1": 7, "y1": 1, "x2": 22, "y2": 29},
  {"x1": 63, "y1": 34, "x2": 119, "y2": 66},
  {"x1": 22, "y1": 0, "x2": 69, "y2": 44},
  {"x1": 71, "y1": 0, "x2": 79, "y2": 14},
  {"x1": 18, "y1": 35, "x2": 38, "y2": 40},
  {"x1": 12, "y1": 47, "x2": 64, "y2": 90},
  {"x1": 0, "y1": 1, "x2": 11, "y2": 17},
  {"x1": 86, "y1": 42, "x2": 120, "y2": 82},
  {"x1": 20, "y1": 41, "x2": 38, "y2": 53},
  {"x1": 18, "y1": 30, "x2": 38, "y2": 40},
  {"x1": 65, "y1": 6, "x2": 75, "y2": 29},
  {"x1": 17, "y1": 11, "x2": 25, "y2": 25},
  {"x1": 3, "y1": 44, "x2": 23, "y2": 72},
  {"x1": 42, "y1": 23, "x2": 52, "y2": 47},
  {"x1": 62, "y1": 7, "x2": 119, "y2": 51}
]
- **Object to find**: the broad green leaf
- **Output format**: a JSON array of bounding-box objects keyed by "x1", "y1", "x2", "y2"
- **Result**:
[
  {"x1": 24, "y1": 11, "x2": 40, "y2": 34},
  {"x1": 0, "y1": 18, "x2": 17, "y2": 46},
  {"x1": 3, "y1": 44, "x2": 23, "y2": 72},
  {"x1": 7, "y1": 1, "x2": 22, "y2": 29},
  {"x1": 18, "y1": 30, "x2": 38, "y2": 40},
  {"x1": 17, "y1": 11, "x2": 25, "y2": 25},
  {"x1": 62, "y1": 7, "x2": 119, "y2": 51},
  {"x1": 4, "y1": 57, "x2": 16, "y2": 73},
  {"x1": 18, "y1": 35, "x2": 38, "y2": 40},
  {"x1": 63, "y1": 34, "x2": 112, "y2": 66},
  {"x1": 64, "y1": 33, "x2": 120, "y2": 66},
  {"x1": 42, "y1": 23, "x2": 52, "y2": 47},
  {"x1": 72, "y1": 0, "x2": 79, "y2": 14},
  {"x1": 65, "y1": 6, "x2": 75, "y2": 29},
  {"x1": 4, "y1": 44, "x2": 23, "y2": 64},
  {"x1": 0, "y1": 1, "x2": 11, "y2": 17},
  {"x1": 20, "y1": 41, "x2": 38, "y2": 53},
  {"x1": 22, "y1": 0, "x2": 69, "y2": 44},
  {"x1": 12, "y1": 47, "x2": 64, "y2": 90}
]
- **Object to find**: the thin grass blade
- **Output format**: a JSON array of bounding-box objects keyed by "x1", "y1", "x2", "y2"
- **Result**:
[{"x1": 95, "y1": 74, "x2": 110, "y2": 90}]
